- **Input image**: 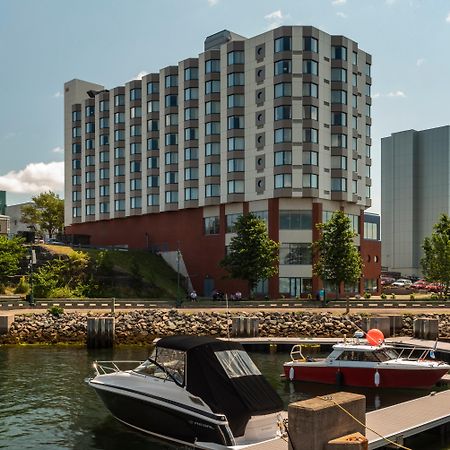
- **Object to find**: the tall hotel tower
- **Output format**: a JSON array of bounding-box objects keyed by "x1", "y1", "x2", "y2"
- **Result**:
[{"x1": 64, "y1": 26, "x2": 380, "y2": 298}]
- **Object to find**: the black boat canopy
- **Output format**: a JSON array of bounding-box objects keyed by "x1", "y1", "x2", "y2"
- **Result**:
[{"x1": 156, "y1": 335, "x2": 283, "y2": 437}]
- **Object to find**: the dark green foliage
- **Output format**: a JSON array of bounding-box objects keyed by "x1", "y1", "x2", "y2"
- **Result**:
[
  {"x1": 220, "y1": 214, "x2": 280, "y2": 294},
  {"x1": 421, "y1": 213, "x2": 450, "y2": 297},
  {"x1": 48, "y1": 305, "x2": 64, "y2": 317},
  {"x1": 130, "y1": 258, "x2": 143, "y2": 294},
  {"x1": 313, "y1": 210, "x2": 363, "y2": 296},
  {"x1": 0, "y1": 236, "x2": 26, "y2": 285},
  {"x1": 95, "y1": 250, "x2": 114, "y2": 276},
  {"x1": 14, "y1": 276, "x2": 30, "y2": 294}
]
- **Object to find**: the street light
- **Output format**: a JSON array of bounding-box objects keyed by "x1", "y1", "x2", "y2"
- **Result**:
[
  {"x1": 28, "y1": 247, "x2": 36, "y2": 306},
  {"x1": 176, "y1": 249, "x2": 181, "y2": 308}
]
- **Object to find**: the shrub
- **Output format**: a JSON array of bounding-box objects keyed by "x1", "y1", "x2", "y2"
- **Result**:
[
  {"x1": 431, "y1": 292, "x2": 438, "y2": 300},
  {"x1": 364, "y1": 291, "x2": 371, "y2": 299},
  {"x1": 307, "y1": 293, "x2": 313, "y2": 300},
  {"x1": 0, "y1": 283, "x2": 5, "y2": 294},
  {"x1": 391, "y1": 293, "x2": 396, "y2": 300},
  {"x1": 409, "y1": 293, "x2": 415, "y2": 300},
  {"x1": 48, "y1": 305, "x2": 64, "y2": 317},
  {"x1": 14, "y1": 276, "x2": 30, "y2": 294},
  {"x1": 49, "y1": 286, "x2": 74, "y2": 298},
  {"x1": 380, "y1": 293, "x2": 387, "y2": 299}
]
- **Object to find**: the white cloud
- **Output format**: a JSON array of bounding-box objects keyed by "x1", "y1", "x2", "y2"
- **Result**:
[
  {"x1": 207, "y1": 0, "x2": 219, "y2": 5},
  {"x1": 53, "y1": 91, "x2": 62, "y2": 98},
  {"x1": 332, "y1": 0, "x2": 346, "y2": 5},
  {"x1": 0, "y1": 161, "x2": 64, "y2": 194},
  {"x1": 264, "y1": 10, "x2": 288, "y2": 29},
  {"x1": 132, "y1": 71, "x2": 148, "y2": 80},
  {"x1": 51, "y1": 146, "x2": 64, "y2": 154},
  {"x1": 387, "y1": 90, "x2": 406, "y2": 98},
  {"x1": 336, "y1": 11, "x2": 347, "y2": 18},
  {"x1": 372, "y1": 93, "x2": 381, "y2": 99},
  {"x1": 416, "y1": 58, "x2": 425, "y2": 67},
  {"x1": 446, "y1": 12, "x2": 450, "y2": 23}
]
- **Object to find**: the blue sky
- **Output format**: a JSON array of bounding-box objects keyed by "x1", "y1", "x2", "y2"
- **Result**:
[{"x1": 1, "y1": 0, "x2": 450, "y2": 212}]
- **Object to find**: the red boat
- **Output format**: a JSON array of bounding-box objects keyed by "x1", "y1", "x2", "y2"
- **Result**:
[{"x1": 283, "y1": 330, "x2": 450, "y2": 389}]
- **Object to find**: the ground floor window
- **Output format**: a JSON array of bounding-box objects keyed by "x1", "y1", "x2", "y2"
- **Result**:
[
  {"x1": 365, "y1": 278, "x2": 377, "y2": 291},
  {"x1": 253, "y1": 279, "x2": 268, "y2": 296},
  {"x1": 279, "y1": 277, "x2": 312, "y2": 297}
]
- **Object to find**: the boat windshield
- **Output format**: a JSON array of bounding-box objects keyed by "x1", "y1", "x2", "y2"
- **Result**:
[
  {"x1": 215, "y1": 350, "x2": 261, "y2": 378},
  {"x1": 336, "y1": 348, "x2": 399, "y2": 362},
  {"x1": 374, "y1": 348, "x2": 398, "y2": 361},
  {"x1": 134, "y1": 348, "x2": 185, "y2": 385}
]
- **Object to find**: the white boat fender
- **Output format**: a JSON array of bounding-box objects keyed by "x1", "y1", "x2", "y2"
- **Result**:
[
  {"x1": 374, "y1": 370, "x2": 380, "y2": 387},
  {"x1": 289, "y1": 366, "x2": 295, "y2": 381}
]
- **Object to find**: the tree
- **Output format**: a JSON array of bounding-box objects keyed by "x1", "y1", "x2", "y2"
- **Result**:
[
  {"x1": 0, "y1": 236, "x2": 26, "y2": 286},
  {"x1": 421, "y1": 214, "x2": 450, "y2": 297},
  {"x1": 220, "y1": 213, "x2": 279, "y2": 296},
  {"x1": 313, "y1": 210, "x2": 363, "y2": 301},
  {"x1": 21, "y1": 191, "x2": 64, "y2": 238}
]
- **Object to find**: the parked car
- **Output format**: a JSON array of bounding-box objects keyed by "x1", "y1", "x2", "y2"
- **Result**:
[
  {"x1": 411, "y1": 280, "x2": 428, "y2": 290},
  {"x1": 391, "y1": 278, "x2": 412, "y2": 287},
  {"x1": 425, "y1": 282, "x2": 444, "y2": 293},
  {"x1": 47, "y1": 238, "x2": 64, "y2": 245},
  {"x1": 381, "y1": 277, "x2": 395, "y2": 286}
]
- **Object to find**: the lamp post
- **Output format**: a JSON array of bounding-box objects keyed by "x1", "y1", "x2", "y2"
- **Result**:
[
  {"x1": 176, "y1": 249, "x2": 181, "y2": 308},
  {"x1": 28, "y1": 247, "x2": 36, "y2": 306}
]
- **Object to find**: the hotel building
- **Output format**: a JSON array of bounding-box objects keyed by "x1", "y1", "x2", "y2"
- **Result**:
[{"x1": 64, "y1": 26, "x2": 380, "y2": 298}]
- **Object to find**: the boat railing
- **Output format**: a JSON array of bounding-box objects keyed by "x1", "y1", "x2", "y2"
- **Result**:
[
  {"x1": 394, "y1": 345, "x2": 436, "y2": 361},
  {"x1": 290, "y1": 344, "x2": 306, "y2": 362},
  {"x1": 92, "y1": 360, "x2": 144, "y2": 375}
]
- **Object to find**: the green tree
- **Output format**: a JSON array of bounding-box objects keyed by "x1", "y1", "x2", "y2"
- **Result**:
[
  {"x1": 220, "y1": 213, "x2": 279, "y2": 296},
  {"x1": 0, "y1": 236, "x2": 26, "y2": 285},
  {"x1": 313, "y1": 210, "x2": 363, "y2": 302},
  {"x1": 421, "y1": 214, "x2": 450, "y2": 297},
  {"x1": 21, "y1": 191, "x2": 64, "y2": 238}
]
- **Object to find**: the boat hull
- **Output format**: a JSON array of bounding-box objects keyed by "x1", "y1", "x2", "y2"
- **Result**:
[
  {"x1": 90, "y1": 382, "x2": 233, "y2": 447},
  {"x1": 284, "y1": 364, "x2": 449, "y2": 389}
]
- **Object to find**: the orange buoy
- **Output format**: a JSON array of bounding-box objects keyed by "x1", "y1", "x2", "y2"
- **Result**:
[{"x1": 366, "y1": 328, "x2": 384, "y2": 346}]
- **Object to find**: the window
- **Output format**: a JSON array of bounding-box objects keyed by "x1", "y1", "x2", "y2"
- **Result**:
[
  {"x1": 352, "y1": 51, "x2": 358, "y2": 65},
  {"x1": 227, "y1": 94, "x2": 244, "y2": 108},
  {"x1": 85, "y1": 155, "x2": 95, "y2": 166},
  {"x1": 205, "y1": 142, "x2": 220, "y2": 155},
  {"x1": 85, "y1": 172, "x2": 95, "y2": 182},
  {"x1": 130, "y1": 125, "x2": 141, "y2": 136},
  {"x1": 365, "y1": 63, "x2": 371, "y2": 77},
  {"x1": 205, "y1": 59, "x2": 220, "y2": 73},
  {"x1": 366, "y1": 124, "x2": 371, "y2": 137},
  {"x1": 227, "y1": 137, "x2": 244, "y2": 151},
  {"x1": 352, "y1": 179, "x2": 358, "y2": 194},
  {"x1": 184, "y1": 67, "x2": 199, "y2": 80},
  {"x1": 280, "y1": 211, "x2": 312, "y2": 230},
  {"x1": 331, "y1": 112, "x2": 347, "y2": 126},
  {"x1": 364, "y1": 221, "x2": 378, "y2": 240},
  {"x1": 228, "y1": 51, "x2": 244, "y2": 65},
  {"x1": 204, "y1": 216, "x2": 220, "y2": 234},
  {"x1": 331, "y1": 134, "x2": 347, "y2": 148},
  {"x1": 85, "y1": 122, "x2": 95, "y2": 133},
  {"x1": 114, "y1": 147, "x2": 125, "y2": 158},
  {"x1": 114, "y1": 130, "x2": 125, "y2": 141},
  {"x1": 331, "y1": 68, "x2": 347, "y2": 82},
  {"x1": 205, "y1": 184, "x2": 220, "y2": 197},
  {"x1": 366, "y1": 186, "x2": 371, "y2": 198},
  {"x1": 72, "y1": 175, "x2": 81, "y2": 186},
  {"x1": 147, "y1": 100, "x2": 160, "y2": 113},
  {"x1": 72, "y1": 111, "x2": 81, "y2": 121},
  {"x1": 147, "y1": 194, "x2": 159, "y2": 206},
  {"x1": 147, "y1": 175, "x2": 159, "y2": 187},
  {"x1": 274, "y1": 151, "x2": 292, "y2": 166},
  {"x1": 274, "y1": 128, "x2": 292, "y2": 143},
  {"x1": 274, "y1": 82, "x2": 292, "y2": 98},
  {"x1": 147, "y1": 82, "x2": 159, "y2": 94},
  {"x1": 352, "y1": 73, "x2": 358, "y2": 87},
  {"x1": 114, "y1": 164, "x2": 125, "y2": 176},
  {"x1": 303, "y1": 59, "x2": 318, "y2": 75},
  {"x1": 130, "y1": 179, "x2": 142, "y2": 191},
  {"x1": 303, "y1": 128, "x2": 318, "y2": 143},
  {"x1": 331, "y1": 46, "x2": 347, "y2": 60},
  {"x1": 85, "y1": 139, "x2": 94, "y2": 150},
  {"x1": 99, "y1": 117, "x2": 109, "y2": 129},
  {"x1": 131, "y1": 196, "x2": 142, "y2": 209},
  {"x1": 253, "y1": 210, "x2": 268, "y2": 226},
  {"x1": 165, "y1": 133, "x2": 178, "y2": 146},
  {"x1": 147, "y1": 138, "x2": 159, "y2": 150},
  {"x1": 366, "y1": 165, "x2": 371, "y2": 178},
  {"x1": 227, "y1": 158, "x2": 244, "y2": 172},
  {"x1": 331, "y1": 155, "x2": 347, "y2": 170},
  {"x1": 184, "y1": 107, "x2": 198, "y2": 120},
  {"x1": 352, "y1": 158, "x2": 358, "y2": 172},
  {"x1": 114, "y1": 200, "x2": 125, "y2": 211},
  {"x1": 274, "y1": 105, "x2": 291, "y2": 120},
  {"x1": 227, "y1": 115, "x2": 244, "y2": 129},
  {"x1": 303, "y1": 36, "x2": 318, "y2": 52},
  {"x1": 85, "y1": 204, "x2": 95, "y2": 215},
  {"x1": 130, "y1": 88, "x2": 141, "y2": 101},
  {"x1": 365, "y1": 84, "x2": 371, "y2": 96},
  {"x1": 184, "y1": 147, "x2": 198, "y2": 160},
  {"x1": 184, "y1": 87, "x2": 199, "y2": 101},
  {"x1": 274, "y1": 36, "x2": 291, "y2": 52},
  {"x1": 72, "y1": 191, "x2": 81, "y2": 202},
  {"x1": 227, "y1": 180, "x2": 244, "y2": 194},
  {"x1": 352, "y1": 94, "x2": 358, "y2": 108},
  {"x1": 274, "y1": 173, "x2": 292, "y2": 188},
  {"x1": 225, "y1": 213, "x2": 241, "y2": 232},
  {"x1": 72, "y1": 143, "x2": 81, "y2": 154},
  {"x1": 205, "y1": 163, "x2": 220, "y2": 177},
  {"x1": 130, "y1": 106, "x2": 142, "y2": 118},
  {"x1": 99, "y1": 185, "x2": 109, "y2": 196},
  {"x1": 147, "y1": 120, "x2": 159, "y2": 132},
  {"x1": 72, "y1": 127, "x2": 81, "y2": 138},
  {"x1": 366, "y1": 104, "x2": 371, "y2": 118},
  {"x1": 184, "y1": 167, "x2": 199, "y2": 180},
  {"x1": 303, "y1": 82, "x2": 318, "y2": 97},
  {"x1": 165, "y1": 95, "x2": 178, "y2": 107},
  {"x1": 85, "y1": 105, "x2": 95, "y2": 117},
  {"x1": 205, "y1": 80, "x2": 221, "y2": 94},
  {"x1": 100, "y1": 100, "x2": 109, "y2": 112},
  {"x1": 205, "y1": 121, "x2": 220, "y2": 135},
  {"x1": 366, "y1": 145, "x2": 371, "y2": 158},
  {"x1": 165, "y1": 74, "x2": 178, "y2": 88},
  {"x1": 279, "y1": 277, "x2": 312, "y2": 297},
  {"x1": 205, "y1": 101, "x2": 220, "y2": 115},
  {"x1": 227, "y1": 72, "x2": 244, "y2": 87},
  {"x1": 184, "y1": 127, "x2": 198, "y2": 141},
  {"x1": 184, "y1": 187, "x2": 199, "y2": 201},
  {"x1": 114, "y1": 94, "x2": 125, "y2": 106},
  {"x1": 130, "y1": 161, "x2": 141, "y2": 173},
  {"x1": 147, "y1": 156, "x2": 159, "y2": 169},
  {"x1": 72, "y1": 206, "x2": 81, "y2": 217},
  {"x1": 100, "y1": 151, "x2": 109, "y2": 163},
  {"x1": 303, "y1": 105, "x2": 318, "y2": 121},
  {"x1": 165, "y1": 171, "x2": 178, "y2": 184},
  {"x1": 331, "y1": 177, "x2": 347, "y2": 192},
  {"x1": 114, "y1": 182, "x2": 125, "y2": 193},
  {"x1": 331, "y1": 90, "x2": 347, "y2": 104},
  {"x1": 72, "y1": 159, "x2": 81, "y2": 170},
  {"x1": 114, "y1": 112, "x2": 125, "y2": 124},
  {"x1": 165, "y1": 152, "x2": 178, "y2": 165},
  {"x1": 280, "y1": 243, "x2": 312, "y2": 265},
  {"x1": 99, "y1": 202, "x2": 109, "y2": 214},
  {"x1": 352, "y1": 137, "x2": 358, "y2": 151},
  {"x1": 303, "y1": 173, "x2": 318, "y2": 188},
  {"x1": 274, "y1": 60, "x2": 291, "y2": 75},
  {"x1": 303, "y1": 151, "x2": 318, "y2": 166}
]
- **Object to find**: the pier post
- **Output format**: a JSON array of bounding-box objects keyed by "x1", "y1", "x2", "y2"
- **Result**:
[
  {"x1": 231, "y1": 317, "x2": 259, "y2": 337},
  {"x1": 87, "y1": 317, "x2": 115, "y2": 348},
  {"x1": 288, "y1": 392, "x2": 365, "y2": 450},
  {"x1": 0, "y1": 314, "x2": 14, "y2": 334},
  {"x1": 413, "y1": 318, "x2": 439, "y2": 340},
  {"x1": 361, "y1": 317, "x2": 391, "y2": 337},
  {"x1": 388, "y1": 315, "x2": 403, "y2": 336},
  {"x1": 327, "y1": 432, "x2": 368, "y2": 449}
]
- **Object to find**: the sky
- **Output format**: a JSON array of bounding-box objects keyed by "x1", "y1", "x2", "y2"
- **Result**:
[{"x1": 1, "y1": 0, "x2": 450, "y2": 213}]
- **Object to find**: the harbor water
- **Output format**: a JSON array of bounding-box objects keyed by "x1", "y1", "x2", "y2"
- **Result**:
[{"x1": 0, "y1": 345, "x2": 448, "y2": 449}]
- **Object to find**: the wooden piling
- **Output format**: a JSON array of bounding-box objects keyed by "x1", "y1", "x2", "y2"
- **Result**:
[
  {"x1": 413, "y1": 318, "x2": 439, "y2": 340},
  {"x1": 87, "y1": 317, "x2": 115, "y2": 348},
  {"x1": 231, "y1": 317, "x2": 259, "y2": 337},
  {"x1": 0, "y1": 314, "x2": 14, "y2": 334}
]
